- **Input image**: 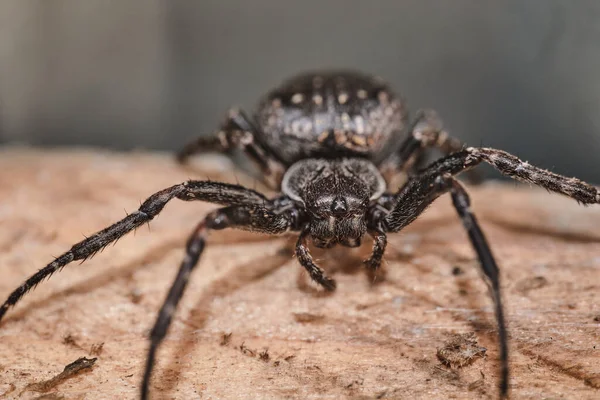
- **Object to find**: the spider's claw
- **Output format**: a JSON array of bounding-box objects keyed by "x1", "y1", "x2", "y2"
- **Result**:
[
  {"x1": 295, "y1": 230, "x2": 337, "y2": 291},
  {"x1": 304, "y1": 262, "x2": 337, "y2": 291},
  {"x1": 363, "y1": 256, "x2": 381, "y2": 271},
  {"x1": 319, "y1": 276, "x2": 337, "y2": 291},
  {"x1": 364, "y1": 229, "x2": 386, "y2": 272}
]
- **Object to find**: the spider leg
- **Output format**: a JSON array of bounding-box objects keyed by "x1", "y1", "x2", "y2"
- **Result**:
[
  {"x1": 448, "y1": 178, "x2": 508, "y2": 397},
  {"x1": 451, "y1": 147, "x2": 598, "y2": 204},
  {"x1": 176, "y1": 108, "x2": 285, "y2": 188},
  {"x1": 141, "y1": 203, "x2": 295, "y2": 399},
  {"x1": 385, "y1": 147, "x2": 598, "y2": 233},
  {"x1": 400, "y1": 109, "x2": 463, "y2": 163},
  {"x1": 382, "y1": 171, "x2": 509, "y2": 397},
  {"x1": 381, "y1": 109, "x2": 481, "y2": 184},
  {"x1": 295, "y1": 228, "x2": 337, "y2": 291},
  {"x1": 382, "y1": 146, "x2": 599, "y2": 397},
  {"x1": 0, "y1": 180, "x2": 282, "y2": 323},
  {"x1": 364, "y1": 228, "x2": 387, "y2": 271}
]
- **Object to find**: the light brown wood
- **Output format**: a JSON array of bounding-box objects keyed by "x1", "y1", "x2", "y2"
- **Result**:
[{"x1": 0, "y1": 147, "x2": 599, "y2": 399}]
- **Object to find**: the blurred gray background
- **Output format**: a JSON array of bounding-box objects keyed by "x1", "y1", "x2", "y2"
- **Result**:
[{"x1": 1, "y1": 0, "x2": 599, "y2": 182}]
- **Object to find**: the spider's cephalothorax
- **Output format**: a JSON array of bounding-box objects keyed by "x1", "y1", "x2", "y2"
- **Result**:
[
  {"x1": 2, "y1": 70, "x2": 599, "y2": 400},
  {"x1": 281, "y1": 157, "x2": 386, "y2": 249}
]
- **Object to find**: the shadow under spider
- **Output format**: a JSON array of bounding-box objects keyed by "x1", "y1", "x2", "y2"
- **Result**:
[
  {"x1": 158, "y1": 242, "x2": 295, "y2": 395},
  {"x1": 156, "y1": 219, "x2": 494, "y2": 396},
  {"x1": 373, "y1": 246, "x2": 499, "y2": 389},
  {"x1": 295, "y1": 242, "x2": 388, "y2": 295}
]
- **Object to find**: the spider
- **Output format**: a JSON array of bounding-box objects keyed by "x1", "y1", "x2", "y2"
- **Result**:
[{"x1": 1, "y1": 70, "x2": 598, "y2": 399}]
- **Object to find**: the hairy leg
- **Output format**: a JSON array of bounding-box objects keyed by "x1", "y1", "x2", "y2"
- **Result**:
[
  {"x1": 381, "y1": 110, "x2": 481, "y2": 185},
  {"x1": 465, "y1": 147, "x2": 599, "y2": 203},
  {"x1": 176, "y1": 108, "x2": 285, "y2": 188},
  {"x1": 448, "y1": 178, "x2": 508, "y2": 397},
  {"x1": 384, "y1": 171, "x2": 509, "y2": 396},
  {"x1": 141, "y1": 203, "x2": 295, "y2": 399},
  {"x1": 383, "y1": 147, "x2": 600, "y2": 397},
  {"x1": 176, "y1": 108, "x2": 258, "y2": 162},
  {"x1": 364, "y1": 228, "x2": 387, "y2": 271},
  {"x1": 0, "y1": 180, "x2": 279, "y2": 322},
  {"x1": 295, "y1": 228, "x2": 337, "y2": 291},
  {"x1": 385, "y1": 146, "x2": 599, "y2": 232},
  {"x1": 400, "y1": 109, "x2": 463, "y2": 162}
]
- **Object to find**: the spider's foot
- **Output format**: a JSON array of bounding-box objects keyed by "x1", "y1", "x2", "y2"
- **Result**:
[
  {"x1": 317, "y1": 275, "x2": 337, "y2": 291},
  {"x1": 363, "y1": 256, "x2": 381, "y2": 271},
  {"x1": 364, "y1": 258, "x2": 387, "y2": 285},
  {"x1": 308, "y1": 272, "x2": 336, "y2": 291}
]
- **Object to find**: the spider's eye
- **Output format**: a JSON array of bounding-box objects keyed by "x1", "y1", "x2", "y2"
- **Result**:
[{"x1": 330, "y1": 197, "x2": 348, "y2": 216}]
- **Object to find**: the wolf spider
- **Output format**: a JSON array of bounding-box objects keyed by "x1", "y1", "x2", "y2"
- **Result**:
[{"x1": 1, "y1": 71, "x2": 598, "y2": 399}]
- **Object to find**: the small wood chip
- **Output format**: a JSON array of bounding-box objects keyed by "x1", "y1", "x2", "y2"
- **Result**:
[
  {"x1": 25, "y1": 357, "x2": 97, "y2": 393},
  {"x1": 437, "y1": 333, "x2": 487, "y2": 368},
  {"x1": 293, "y1": 312, "x2": 325, "y2": 323}
]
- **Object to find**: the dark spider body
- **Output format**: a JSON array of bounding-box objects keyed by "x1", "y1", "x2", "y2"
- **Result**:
[
  {"x1": 282, "y1": 157, "x2": 386, "y2": 250},
  {"x1": 255, "y1": 71, "x2": 407, "y2": 164},
  {"x1": 2, "y1": 70, "x2": 599, "y2": 400}
]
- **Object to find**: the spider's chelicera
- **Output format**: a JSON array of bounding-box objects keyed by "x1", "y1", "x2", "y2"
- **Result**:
[{"x1": 2, "y1": 71, "x2": 599, "y2": 399}]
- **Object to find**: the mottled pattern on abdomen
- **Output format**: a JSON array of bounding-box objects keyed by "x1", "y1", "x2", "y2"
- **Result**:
[{"x1": 255, "y1": 71, "x2": 408, "y2": 165}]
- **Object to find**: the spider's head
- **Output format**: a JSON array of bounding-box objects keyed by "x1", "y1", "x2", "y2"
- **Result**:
[
  {"x1": 304, "y1": 174, "x2": 370, "y2": 247},
  {"x1": 282, "y1": 158, "x2": 386, "y2": 248}
]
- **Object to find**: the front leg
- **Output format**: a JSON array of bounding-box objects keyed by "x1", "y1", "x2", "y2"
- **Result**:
[
  {"x1": 364, "y1": 227, "x2": 387, "y2": 271},
  {"x1": 466, "y1": 147, "x2": 599, "y2": 203},
  {"x1": 446, "y1": 147, "x2": 599, "y2": 204},
  {"x1": 386, "y1": 146, "x2": 599, "y2": 232},
  {"x1": 141, "y1": 203, "x2": 296, "y2": 399},
  {"x1": 295, "y1": 228, "x2": 337, "y2": 291},
  {"x1": 176, "y1": 108, "x2": 285, "y2": 188},
  {"x1": 0, "y1": 180, "x2": 275, "y2": 323}
]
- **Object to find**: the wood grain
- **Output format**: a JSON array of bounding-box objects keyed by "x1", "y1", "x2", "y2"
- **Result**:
[{"x1": 0, "y1": 147, "x2": 598, "y2": 399}]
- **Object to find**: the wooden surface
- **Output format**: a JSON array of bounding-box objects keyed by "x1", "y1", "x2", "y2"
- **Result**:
[{"x1": 0, "y1": 147, "x2": 599, "y2": 400}]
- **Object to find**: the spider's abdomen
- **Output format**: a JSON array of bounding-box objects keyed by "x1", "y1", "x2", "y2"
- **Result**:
[{"x1": 255, "y1": 71, "x2": 408, "y2": 165}]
